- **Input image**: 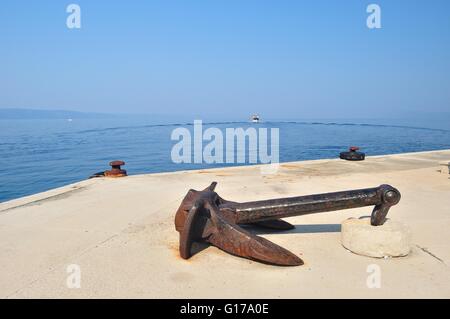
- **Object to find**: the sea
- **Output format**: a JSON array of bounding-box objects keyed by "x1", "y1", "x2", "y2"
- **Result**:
[{"x1": 1, "y1": 117, "x2": 450, "y2": 202}]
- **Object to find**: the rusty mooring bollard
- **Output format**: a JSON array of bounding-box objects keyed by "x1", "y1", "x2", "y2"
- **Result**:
[
  {"x1": 174, "y1": 182, "x2": 401, "y2": 266},
  {"x1": 104, "y1": 160, "x2": 127, "y2": 177},
  {"x1": 340, "y1": 146, "x2": 365, "y2": 161},
  {"x1": 89, "y1": 160, "x2": 127, "y2": 178}
]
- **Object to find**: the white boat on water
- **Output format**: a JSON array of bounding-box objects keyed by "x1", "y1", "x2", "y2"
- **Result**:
[{"x1": 251, "y1": 114, "x2": 260, "y2": 123}]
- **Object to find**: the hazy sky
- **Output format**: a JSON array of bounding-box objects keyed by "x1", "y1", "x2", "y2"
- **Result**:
[{"x1": 1, "y1": 0, "x2": 449, "y2": 119}]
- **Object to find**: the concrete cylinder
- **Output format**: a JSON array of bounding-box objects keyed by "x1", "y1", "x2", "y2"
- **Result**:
[{"x1": 341, "y1": 217, "x2": 411, "y2": 258}]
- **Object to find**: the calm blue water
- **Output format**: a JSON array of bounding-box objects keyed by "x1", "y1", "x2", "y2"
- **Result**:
[{"x1": 1, "y1": 118, "x2": 450, "y2": 202}]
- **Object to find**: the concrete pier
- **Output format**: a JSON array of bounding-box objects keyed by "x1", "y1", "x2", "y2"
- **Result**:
[{"x1": 1, "y1": 150, "x2": 449, "y2": 298}]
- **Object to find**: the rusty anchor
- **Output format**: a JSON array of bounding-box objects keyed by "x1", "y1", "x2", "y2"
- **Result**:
[{"x1": 175, "y1": 182, "x2": 401, "y2": 266}]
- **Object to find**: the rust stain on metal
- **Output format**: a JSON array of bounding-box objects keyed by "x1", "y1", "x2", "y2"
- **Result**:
[{"x1": 174, "y1": 182, "x2": 401, "y2": 266}]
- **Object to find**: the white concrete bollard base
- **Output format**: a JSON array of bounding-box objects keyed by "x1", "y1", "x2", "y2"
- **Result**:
[{"x1": 341, "y1": 217, "x2": 411, "y2": 258}]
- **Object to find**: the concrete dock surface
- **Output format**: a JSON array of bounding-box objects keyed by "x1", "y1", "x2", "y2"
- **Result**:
[{"x1": 1, "y1": 150, "x2": 449, "y2": 298}]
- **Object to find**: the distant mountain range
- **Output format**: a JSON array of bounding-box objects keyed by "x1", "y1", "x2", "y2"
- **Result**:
[{"x1": 0, "y1": 108, "x2": 116, "y2": 119}]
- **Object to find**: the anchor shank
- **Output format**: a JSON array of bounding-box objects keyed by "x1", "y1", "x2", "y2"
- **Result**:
[{"x1": 226, "y1": 186, "x2": 394, "y2": 224}]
